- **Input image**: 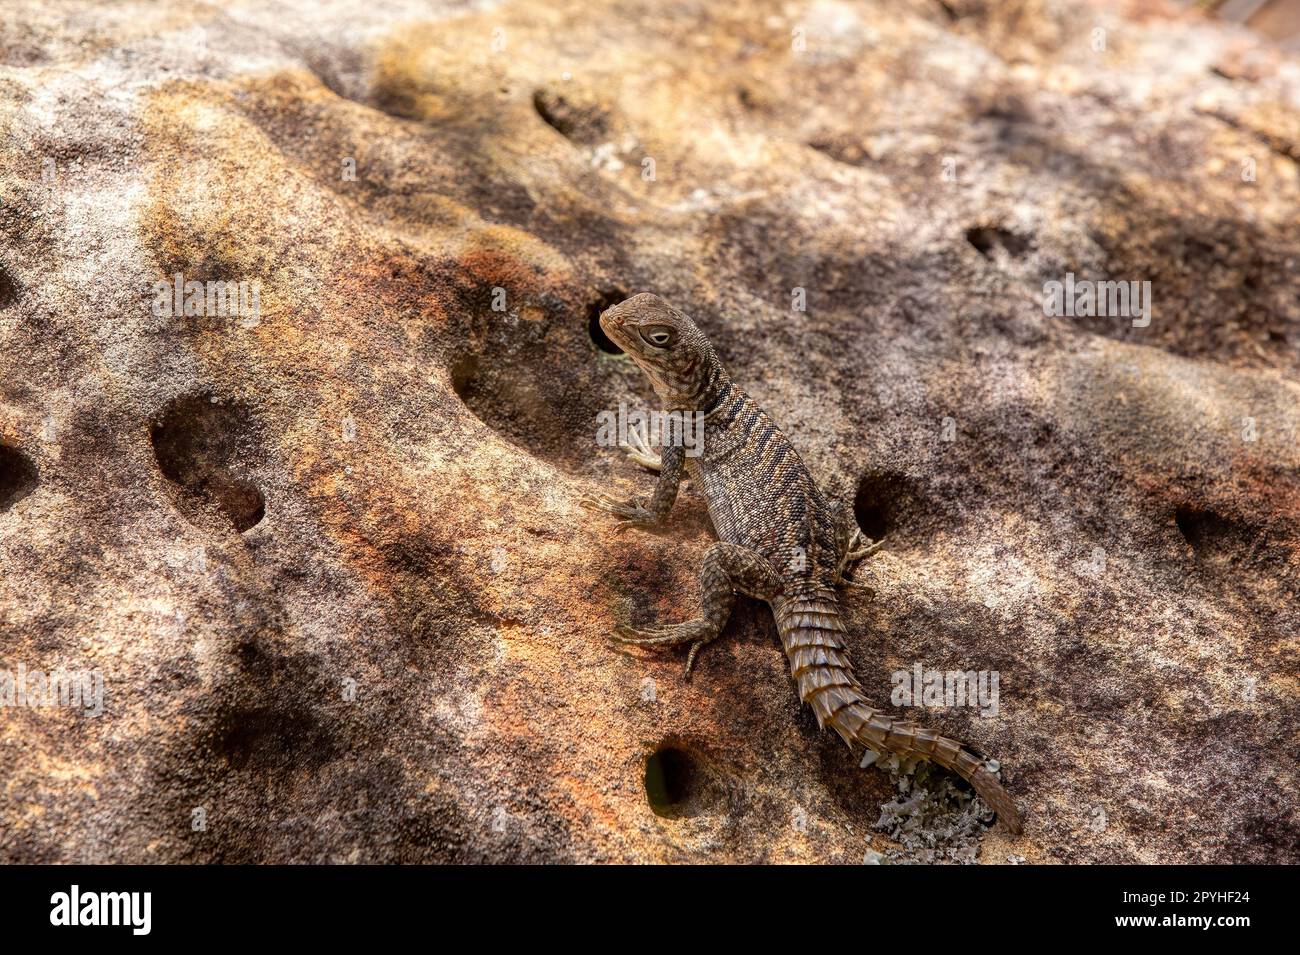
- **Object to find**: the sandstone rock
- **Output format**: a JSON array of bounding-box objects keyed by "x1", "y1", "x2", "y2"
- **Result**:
[{"x1": 0, "y1": 0, "x2": 1296, "y2": 863}]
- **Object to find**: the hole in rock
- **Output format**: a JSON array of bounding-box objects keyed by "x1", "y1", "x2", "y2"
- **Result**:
[
  {"x1": 450, "y1": 342, "x2": 602, "y2": 473},
  {"x1": 853, "y1": 471, "x2": 914, "y2": 542},
  {"x1": 854, "y1": 501, "x2": 889, "y2": 541},
  {"x1": 214, "y1": 705, "x2": 337, "y2": 773},
  {"x1": 588, "y1": 289, "x2": 628, "y2": 354},
  {"x1": 446, "y1": 283, "x2": 652, "y2": 473},
  {"x1": 0, "y1": 265, "x2": 19, "y2": 309},
  {"x1": 808, "y1": 139, "x2": 871, "y2": 166},
  {"x1": 1182, "y1": 236, "x2": 1216, "y2": 263},
  {"x1": 151, "y1": 395, "x2": 266, "y2": 533},
  {"x1": 965, "y1": 226, "x2": 1031, "y2": 259},
  {"x1": 0, "y1": 444, "x2": 37, "y2": 511},
  {"x1": 1175, "y1": 506, "x2": 1238, "y2": 555},
  {"x1": 532, "y1": 88, "x2": 608, "y2": 145},
  {"x1": 450, "y1": 354, "x2": 479, "y2": 397},
  {"x1": 644, "y1": 746, "x2": 714, "y2": 819}
]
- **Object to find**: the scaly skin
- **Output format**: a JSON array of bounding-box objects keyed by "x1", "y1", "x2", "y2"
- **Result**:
[{"x1": 583, "y1": 292, "x2": 1022, "y2": 834}]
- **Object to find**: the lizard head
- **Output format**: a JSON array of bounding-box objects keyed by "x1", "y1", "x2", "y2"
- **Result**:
[{"x1": 599, "y1": 293, "x2": 724, "y2": 409}]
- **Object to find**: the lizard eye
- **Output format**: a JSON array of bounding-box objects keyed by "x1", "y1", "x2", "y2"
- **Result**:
[{"x1": 639, "y1": 325, "x2": 676, "y2": 348}]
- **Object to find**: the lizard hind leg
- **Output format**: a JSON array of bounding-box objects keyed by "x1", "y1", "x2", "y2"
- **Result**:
[
  {"x1": 611, "y1": 542, "x2": 780, "y2": 681},
  {"x1": 837, "y1": 527, "x2": 886, "y2": 586},
  {"x1": 578, "y1": 491, "x2": 655, "y2": 531}
]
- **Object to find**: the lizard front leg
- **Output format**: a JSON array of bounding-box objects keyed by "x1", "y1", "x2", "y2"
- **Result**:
[
  {"x1": 624, "y1": 421, "x2": 662, "y2": 472},
  {"x1": 581, "y1": 444, "x2": 684, "y2": 531},
  {"x1": 613, "y1": 542, "x2": 780, "y2": 680}
]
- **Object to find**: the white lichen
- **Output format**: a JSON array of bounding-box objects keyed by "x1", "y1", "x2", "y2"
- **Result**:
[{"x1": 871, "y1": 758, "x2": 994, "y2": 865}]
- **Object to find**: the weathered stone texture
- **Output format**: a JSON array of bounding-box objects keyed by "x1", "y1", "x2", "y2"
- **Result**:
[{"x1": 0, "y1": 0, "x2": 1296, "y2": 862}]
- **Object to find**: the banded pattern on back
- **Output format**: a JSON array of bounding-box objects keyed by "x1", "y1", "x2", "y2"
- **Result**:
[{"x1": 591, "y1": 292, "x2": 1022, "y2": 834}]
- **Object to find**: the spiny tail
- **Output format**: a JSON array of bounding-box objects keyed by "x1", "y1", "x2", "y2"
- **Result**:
[{"x1": 775, "y1": 593, "x2": 1023, "y2": 834}]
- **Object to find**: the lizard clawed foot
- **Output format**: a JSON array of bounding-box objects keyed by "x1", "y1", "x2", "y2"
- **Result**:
[
  {"x1": 611, "y1": 621, "x2": 718, "y2": 679},
  {"x1": 579, "y1": 492, "x2": 657, "y2": 530},
  {"x1": 836, "y1": 529, "x2": 886, "y2": 584},
  {"x1": 624, "y1": 426, "x2": 662, "y2": 472},
  {"x1": 846, "y1": 537, "x2": 886, "y2": 562},
  {"x1": 683, "y1": 638, "x2": 716, "y2": 681}
]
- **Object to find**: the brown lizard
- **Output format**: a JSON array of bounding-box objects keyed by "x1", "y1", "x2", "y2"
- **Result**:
[{"x1": 582, "y1": 293, "x2": 1022, "y2": 834}]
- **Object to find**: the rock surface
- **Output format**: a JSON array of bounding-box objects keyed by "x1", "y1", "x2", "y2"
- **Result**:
[{"x1": 1, "y1": 0, "x2": 1297, "y2": 863}]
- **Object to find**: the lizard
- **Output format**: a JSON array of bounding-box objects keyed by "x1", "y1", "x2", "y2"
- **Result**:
[{"x1": 581, "y1": 292, "x2": 1022, "y2": 834}]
